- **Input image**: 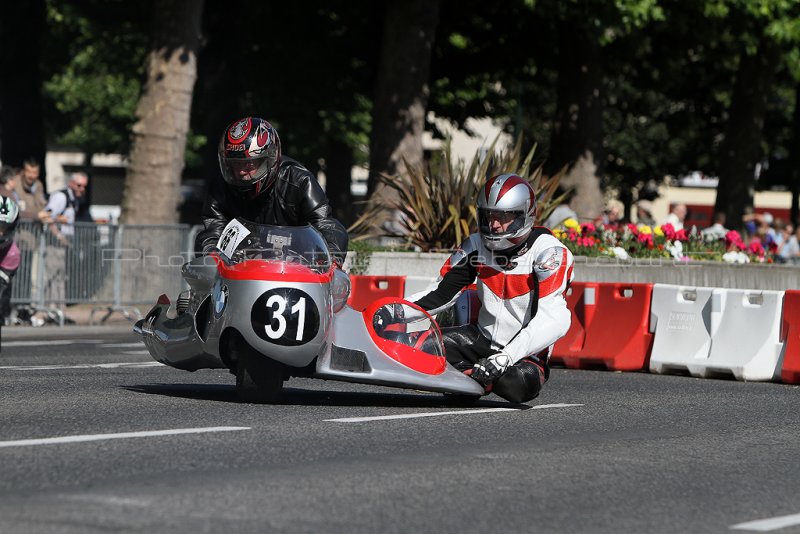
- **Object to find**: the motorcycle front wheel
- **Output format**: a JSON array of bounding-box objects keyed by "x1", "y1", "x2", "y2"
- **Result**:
[{"x1": 235, "y1": 341, "x2": 284, "y2": 404}]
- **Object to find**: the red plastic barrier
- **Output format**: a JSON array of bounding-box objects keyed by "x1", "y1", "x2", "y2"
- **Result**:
[
  {"x1": 551, "y1": 282, "x2": 654, "y2": 371},
  {"x1": 552, "y1": 282, "x2": 596, "y2": 360},
  {"x1": 348, "y1": 275, "x2": 406, "y2": 311},
  {"x1": 780, "y1": 290, "x2": 800, "y2": 384}
]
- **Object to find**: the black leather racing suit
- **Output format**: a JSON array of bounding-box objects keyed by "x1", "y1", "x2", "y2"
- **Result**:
[{"x1": 195, "y1": 157, "x2": 349, "y2": 264}]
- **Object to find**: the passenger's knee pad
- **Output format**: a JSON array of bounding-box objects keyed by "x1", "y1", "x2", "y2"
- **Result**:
[{"x1": 493, "y1": 361, "x2": 543, "y2": 403}]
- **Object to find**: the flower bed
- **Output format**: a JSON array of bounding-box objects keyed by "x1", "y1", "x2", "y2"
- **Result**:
[{"x1": 554, "y1": 220, "x2": 774, "y2": 264}]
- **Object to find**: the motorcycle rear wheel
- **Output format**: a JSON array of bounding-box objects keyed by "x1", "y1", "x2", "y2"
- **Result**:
[{"x1": 235, "y1": 343, "x2": 284, "y2": 404}]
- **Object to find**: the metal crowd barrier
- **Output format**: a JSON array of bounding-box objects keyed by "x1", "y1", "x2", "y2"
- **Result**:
[{"x1": 12, "y1": 221, "x2": 200, "y2": 326}]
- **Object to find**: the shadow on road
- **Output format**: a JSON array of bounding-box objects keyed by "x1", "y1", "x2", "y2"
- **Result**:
[{"x1": 121, "y1": 383, "x2": 529, "y2": 410}]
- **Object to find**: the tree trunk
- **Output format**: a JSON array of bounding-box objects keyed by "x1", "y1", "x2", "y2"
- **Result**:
[
  {"x1": 367, "y1": 0, "x2": 440, "y2": 197},
  {"x1": 325, "y1": 137, "x2": 355, "y2": 226},
  {"x1": 0, "y1": 0, "x2": 47, "y2": 191},
  {"x1": 790, "y1": 84, "x2": 800, "y2": 228},
  {"x1": 120, "y1": 0, "x2": 204, "y2": 224},
  {"x1": 545, "y1": 18, "x2": 605, "y2": 222},
  {"x1": 713, "y1": 36, "x2": 781, "y2": 230}
]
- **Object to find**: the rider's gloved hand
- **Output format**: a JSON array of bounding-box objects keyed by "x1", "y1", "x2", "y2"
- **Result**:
[
  {"x1": 470, "y1": 351, "x2": 513, "y2": 387},
  {"x1": 203, "y1": 244, "x2": 223, "y2": 256}
]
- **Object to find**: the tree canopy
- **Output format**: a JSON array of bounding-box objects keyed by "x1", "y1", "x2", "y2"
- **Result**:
[{"x1": 5, "y1": 0, "x2": 800, "y2": 227}]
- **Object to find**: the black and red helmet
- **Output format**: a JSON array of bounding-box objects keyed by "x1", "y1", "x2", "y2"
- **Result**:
[{"x1": 218, "y1": 117, "x2": 281, "y2": 195}]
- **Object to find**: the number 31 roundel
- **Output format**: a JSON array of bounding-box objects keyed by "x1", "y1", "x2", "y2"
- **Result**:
[{"x1": 251, "y1": 288, "x2": 320, "y2": 346}]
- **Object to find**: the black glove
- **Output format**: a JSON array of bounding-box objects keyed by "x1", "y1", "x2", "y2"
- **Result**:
[
  {"x1": 203, "y1": 244, "x2": 223, "y2": 256},
  {"x1": 470, "y1": 351, "x2": 513, "y2": 387},
  {"x1": 373, "y1": 303, "x2": 405, "y2": 334}
]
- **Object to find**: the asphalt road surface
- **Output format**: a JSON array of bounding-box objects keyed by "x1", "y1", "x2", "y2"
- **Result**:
[{"x1": 1, "y1": 327, "x2": 799, "y2": 534}]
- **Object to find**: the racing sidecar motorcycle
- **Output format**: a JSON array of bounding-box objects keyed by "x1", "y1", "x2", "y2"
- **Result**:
[{"x1": 134, "y1": 219, "x2": 484, "y2": 403}]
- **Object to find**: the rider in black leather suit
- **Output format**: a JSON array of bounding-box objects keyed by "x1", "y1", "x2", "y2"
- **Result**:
[{"x1": 195, "y1": 117, "x2": 348, "y2": 264}]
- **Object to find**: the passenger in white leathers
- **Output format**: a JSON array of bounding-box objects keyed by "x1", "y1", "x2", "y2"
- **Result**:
[{"x1": 411, "y1": 174, "x2": 574, "y2": 403}]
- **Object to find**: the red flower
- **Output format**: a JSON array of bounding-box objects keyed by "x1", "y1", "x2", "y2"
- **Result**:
[
  {"x1": 581, "y1": 222, "x2": 596, "y2": 235},
  {"x1": 637, "y1": 233, "x2": 653, "y2": 246},
  {"x1": 657, "y1": 244, "x2": 664, "y2": 250},
  {"x1": 627, "y1": 223, "x2": 639, "y2": 235},
  {"x1": 567, "y1": 229, "x2": 578, "y2": 242},
  {"x1": 675, "y1": 229, "x2": 688, "y2": 241},
  {"x1": 748, "y1": 240, "x2": 765, "y2": 257}
]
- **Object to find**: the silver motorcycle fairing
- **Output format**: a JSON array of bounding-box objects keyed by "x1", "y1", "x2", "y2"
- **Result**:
[
  {"x1": 136, "y1": 256, "x2": 333, "y2": 370},
  {"x1": 214, "y1": 278, "x2": 332, "y2": 368},
  {"x1": 315, "y1": 306, "x2": 485, "y2": 396}
]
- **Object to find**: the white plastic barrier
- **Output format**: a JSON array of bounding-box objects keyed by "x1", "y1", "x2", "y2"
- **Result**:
[
  {"x1": 649, "y1": 284, "x2": 785, "y2": 381},
  {"x1": 649, "y1": 284, "x2": 716, "y2": 376},
  {"x1": 705, "y1": 288, "x2": 784, "y2": 381}
]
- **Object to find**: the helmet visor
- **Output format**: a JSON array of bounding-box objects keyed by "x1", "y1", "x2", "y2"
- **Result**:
[
  {"x1": 220, "y1": 147, "x2": 278, "y2": 191},
  {"x1": 478, "y1": 208, "x2": 526, "y2": 238}
]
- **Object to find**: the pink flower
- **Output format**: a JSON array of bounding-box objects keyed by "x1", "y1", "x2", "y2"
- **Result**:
[
  {"x1": 581, "y1": 222, "x2": 596, "y2": 235},
  {"x1": 627, "y1": 223, "x2": 639, "y2": 235},
  {"x1": 662, "y1": 223, "x2": 676, "y2": 240},
  {"x1": 725, "y1": 230, "x2": 742, "y2": 246},
  {"x1": 567, "y1": 229, "x2": 578, "y2": 242},
  {"x1": 725, "y1": 230, "x2": 746, "y2": 251},
  {"x1": 637, "y1": 233, "x2": 653, "y2": 246}
]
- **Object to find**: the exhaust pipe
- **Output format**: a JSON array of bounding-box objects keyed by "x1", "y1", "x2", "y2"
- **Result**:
[{"x1": 136, "y1": 294, "x2": 223, "y2": 371}]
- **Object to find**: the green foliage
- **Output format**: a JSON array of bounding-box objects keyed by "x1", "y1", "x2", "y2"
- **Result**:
[
  {"x1": 42, "y1": 0, "x2": 148, "y2": 156},
  {"x1": 354, "y1": 138, "x2": 563, "y2": 251}
]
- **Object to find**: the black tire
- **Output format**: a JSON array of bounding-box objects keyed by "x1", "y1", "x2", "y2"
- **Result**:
[{"x1": 235, "y1": 343, "x2": 284, "y2": 404}]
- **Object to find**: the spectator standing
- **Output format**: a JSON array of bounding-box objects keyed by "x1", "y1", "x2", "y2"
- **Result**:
[
  {"x1": 13, "y1": 158, "x2": 48, "y2": 223},
  {"x1": 702, "y1": 211, "x2": 728, "y2": 241},
  {"x1": 634, "y1": 200, "x2": 657, "y2": 227},
  {"x1": 543, "y1": 188, "x2": 578, "y2": 229},
  {"x1": 663, "y1": 203, "x2": 687, "y2": 231},
  {"x1": 779, "y1": 224, "x2": 800, "y2": 265},
  {"x1": 11, "y1": 159, "x2": 48, "y2": 324},
  {"x1": 41, "y1": 172, "x2": 89, "y2": 316},
  {"x1": 595, "y1": 201, "x2": 623, "y2": 229}
]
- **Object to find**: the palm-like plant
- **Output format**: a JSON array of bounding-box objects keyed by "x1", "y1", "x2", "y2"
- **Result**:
[{"x1": 351, "y1": 137, "x2": 565, "y2": 251}]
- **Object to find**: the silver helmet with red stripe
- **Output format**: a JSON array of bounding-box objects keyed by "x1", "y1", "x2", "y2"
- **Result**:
[{"x1": 477, "y1": 174, "x2": 537, "y2": 251}]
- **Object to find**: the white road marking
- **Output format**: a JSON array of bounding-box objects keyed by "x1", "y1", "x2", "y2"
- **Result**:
[
  {"x1": 0, "y1": 426, "x2": 250, "y2": 448},
  {"x1": 100, "y1": 343, "x2": 145, "y2": 349},
  {"x1": 325, "y1": 403, "x2": 583, "y2": 423},
  {"x1": 0, "y1": 361, "x2": 163, "y2": 371},
  {"x1": 122, "y1": 350, "x2": 151, "y2": 355},
  {"x1": 731, "y1": 513, "x2": 800, "y2": 531},
  {"x1": 64, "y1": 494, "x2": 152, "y2": 507},
  {"x1": 2, "y1": 339, "x2": 104, "y2": 347}
]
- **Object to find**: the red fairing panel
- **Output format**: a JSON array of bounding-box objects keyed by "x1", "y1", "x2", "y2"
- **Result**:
[
  {"x1": 363, "y1": 298, "x2": 447, "y2": 375},
  {"x1": 212, "y1": 254, "x2": 334, "y2": 283}
]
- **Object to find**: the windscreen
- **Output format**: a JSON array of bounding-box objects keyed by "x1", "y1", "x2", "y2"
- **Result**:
[
  {"x1": 371, "y1": 302, "x2": 444, "y2": 357},
  {"x1": 215, "y1": 218, "x2": 331, "y2": 274}
]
